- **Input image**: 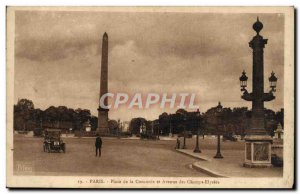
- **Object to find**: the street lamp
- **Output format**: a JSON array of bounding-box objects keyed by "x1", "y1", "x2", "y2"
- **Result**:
[
  {"x1": 239, "y1": 70, "x2": 248, "y2": 91},
  {"x1": 182, "y1": 114, "x2": 187, "y2": 149},
  {"x1": 155, "y1": 120, "x2": 160, "y2": 140},
  {"x1": 193, "y1": 109, "x2": 201, "y2": 153},
  {"x1": 117, "y1": 119, "x2": 120, "y2": 138},
  {"x1": 169, "y1": 116, "x2": 172, "y2": 137},
  {"x1": 269, "y1": 71, "x2": 278, "y2": 92},
  {"x1": 214, "y1": 102, "x2": 223, "y2": 159}
]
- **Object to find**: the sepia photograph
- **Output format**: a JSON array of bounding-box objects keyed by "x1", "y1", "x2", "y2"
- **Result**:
[{"x1": 6, "y1": 6, "x2": 294, "y2": 188}]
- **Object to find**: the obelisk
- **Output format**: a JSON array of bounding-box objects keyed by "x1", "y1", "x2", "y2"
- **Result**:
[{"x1": 97, "y1": 32, "x2": 109, "y2": 135}]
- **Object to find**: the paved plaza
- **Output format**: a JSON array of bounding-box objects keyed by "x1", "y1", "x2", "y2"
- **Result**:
[
  {"x1": 13, "y1": 135, "x2": 204, "y2": 177},
  {"x1": 13, "y1": 135, "x2": 282, "y2": 177}
]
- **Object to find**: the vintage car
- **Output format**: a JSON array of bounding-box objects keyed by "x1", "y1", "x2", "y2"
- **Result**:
[
  {"x1": 43, "y1": 129, "x2": 66, "y2": 153},
  {"x1": 222, "y1": 133, "x2": 238, "y2": 142}
]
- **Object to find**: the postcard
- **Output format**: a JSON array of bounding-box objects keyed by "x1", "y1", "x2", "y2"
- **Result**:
[{"x1": 6, "y1": 6, "x2": 294, "y2": 188}]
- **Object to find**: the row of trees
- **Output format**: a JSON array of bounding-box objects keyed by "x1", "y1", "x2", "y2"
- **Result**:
[
  {"x1": 14, "y1": 98, "x2": 284, "y2": 137},
  {"x1": 14, "y1": 99, "x2": 125, "y2": 134},
  {"x1": 14, "y1": 99, "x2": 97, "y2": 131},
  {"x1": 129, "y1": 107, "x2": 284, "y2": 137}
]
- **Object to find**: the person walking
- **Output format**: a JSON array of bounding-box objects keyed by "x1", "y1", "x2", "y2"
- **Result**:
[
  {"x1": 175, "y1": 137, "x2": 180, "y2": 149},
  {"x1": 95, "y1": 134, "x2": 102, "y2": 157}
]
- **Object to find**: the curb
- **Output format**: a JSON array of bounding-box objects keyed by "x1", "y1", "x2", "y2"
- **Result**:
[
  {"x1": 192, "y1": 162, "x2": 227, "y2": 178},
  {"x1": 175, "y1": 149, "x2": 210, "y2": 161},
  {"x1": 175, "y1": 149, "x2": 227, "y2": 177}
]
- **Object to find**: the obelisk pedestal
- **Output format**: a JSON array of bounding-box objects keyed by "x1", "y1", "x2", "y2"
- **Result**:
[{"x1": 97, "y1": 32, "x2": 109, "y2": 135}]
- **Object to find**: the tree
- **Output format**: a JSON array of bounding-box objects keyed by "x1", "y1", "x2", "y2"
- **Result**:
[
  {"x1": 44, "y1": 106, "x2": 58, "y2": 127},
  {"x1": 159, "y1": 112, "x2": 170, "y2": 134},
  {"x1": 108, "y1": 120, "x2": 118, "y2": 134},
  {"x1": 13, "y1": 98, "x2": 99, "y2": 132},
  {"x1": 14, "y1": 99, "x2": 35, "y2": 130},
  {"x1": 75, "y1": 109, "x2": 91, "y2": 123},
  {"x1": 90, "y1": 116, "x2": 98, "y2": 131},
  {"x1": 16, "y1": 99, "x2": 34, "y2": 111},
  {"x1": 275, "y1": 109, "x2": 284, "y2": 128},
  {"x1": 129, "y1": 117, "x2": 147, "y2": 134}
]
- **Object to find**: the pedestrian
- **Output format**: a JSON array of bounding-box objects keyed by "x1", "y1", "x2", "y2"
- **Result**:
[
  {"x1": 176, "y1": 137, "x2": 180, "y2": 149},
  {"x1": 95, "y1": 134, "x2": 102, "y2": 157}
]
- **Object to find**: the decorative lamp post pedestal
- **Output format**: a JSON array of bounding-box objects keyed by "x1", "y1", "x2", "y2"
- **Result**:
[
  {"x1": 244, "y1": 135, "x2": 272, "y2": 168},
  {"x1": 239, "y1": 18, "x2": 278, "y2": 168}
]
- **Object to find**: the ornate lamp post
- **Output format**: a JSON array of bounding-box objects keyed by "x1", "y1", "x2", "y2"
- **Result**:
[
  {"x1": 194, "y1": 109, "x2": 201, "y2": 153},
  {"x1": 239, "y1": 18, "x2": 278, "y2": 167},
  {"x1": 214, "y1": 102, "x2": 223, "y2": 159},
  {"x1": 153, "y1": 120, "x2": 160, "y2": 140},
  {"x1": 182, "y1": 114, "x2": 187, "y2": 149},
  {"x1": 117, "y1": 119, "x2": 120, "y2": 138},
  {"x1": 169, "y1": 116, "x2": 173, "y2": 137}
]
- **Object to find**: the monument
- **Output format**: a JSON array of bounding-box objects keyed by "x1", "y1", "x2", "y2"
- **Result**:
[
  {"x1": 97, "y1": 32, "x2": 109, "y2": 135},
  {"x1": 239, "y1": 18, "x2": 278, "y2": 167},
  {"x1": 274, "y1": 123, "x2": 284, "y2": 140}
]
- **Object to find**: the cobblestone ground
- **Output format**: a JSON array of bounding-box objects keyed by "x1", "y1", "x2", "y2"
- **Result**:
[{"x1": 13, "y1": 135, "x2": 230, "y2": 177}]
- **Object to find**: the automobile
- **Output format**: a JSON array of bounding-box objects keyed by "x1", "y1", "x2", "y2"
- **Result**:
[
  {"x1": 222, "y1": 133, "x2": 238, "y2": 142},
  {"x1": 43, "y1": 129, "x2": 66, "y2": 153}
]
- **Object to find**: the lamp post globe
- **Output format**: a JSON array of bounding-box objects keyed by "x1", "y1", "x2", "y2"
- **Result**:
[{"x1": 239, "y1": 70, "x2": 248, "y2": 91}]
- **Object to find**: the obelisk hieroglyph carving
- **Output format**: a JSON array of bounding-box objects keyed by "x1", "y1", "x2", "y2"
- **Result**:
[{"x1": 97, "y1": 32, "x2": 109, "y2": 135}]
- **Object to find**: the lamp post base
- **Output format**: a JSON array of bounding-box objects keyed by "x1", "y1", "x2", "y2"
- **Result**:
[
  {"x1": 214, "y1": 152, "x2": 223, "y2": 159},
  {"x1": 244, "y1": 135, "x2": 273, "y2": 168},
  {"x1": 193, "y1": 148, "x2": 201, "y2": 153},
  {"x1": 243, "y1": 162, "x2": 273, "y2": 168}
]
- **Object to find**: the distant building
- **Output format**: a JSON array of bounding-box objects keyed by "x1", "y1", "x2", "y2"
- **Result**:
[{"x1": 122, "y1": 121, "x2": 130, "y2": 132}]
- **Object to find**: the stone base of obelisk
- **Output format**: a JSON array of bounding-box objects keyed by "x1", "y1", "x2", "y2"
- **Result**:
[
  {"x1": 243, "y1": 135, "x2": 273, "y2": 168},
  {"x1": 96, "y1": 127, "x2": 110, "y2": 136}
]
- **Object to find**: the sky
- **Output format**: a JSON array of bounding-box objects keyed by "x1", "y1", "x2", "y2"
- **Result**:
[{"x1": 14, "y1": 10, "x2": 284, "y2": 121}]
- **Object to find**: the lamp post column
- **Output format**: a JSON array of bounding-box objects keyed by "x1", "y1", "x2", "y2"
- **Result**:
[
  {"x1": 182, "y1": 126, "x2": 187, "y2": 149},
  {"x1": 239, "y1": 18, "x2": 277, "y2": 168},
  {"x1": 214, "y1": 102, "x2": 223, "y2": 159},
  {"x1": 194, "y1": 109, "x2": 201, "y2": 153}
]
